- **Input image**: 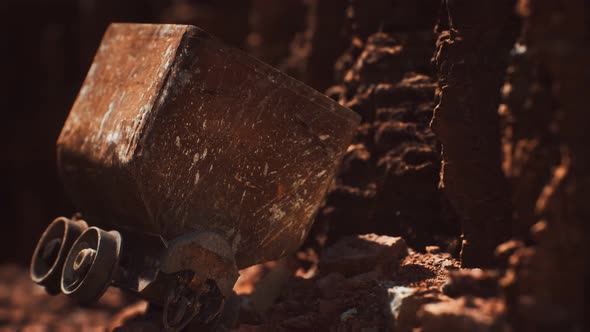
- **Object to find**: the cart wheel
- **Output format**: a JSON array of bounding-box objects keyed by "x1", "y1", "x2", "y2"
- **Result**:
[
  {"x1": 61, "y1": 226, "x2": 121, "y2": 303},
  {"x1": 30, "y1": 217, "x2": 88, "y2": 295}
]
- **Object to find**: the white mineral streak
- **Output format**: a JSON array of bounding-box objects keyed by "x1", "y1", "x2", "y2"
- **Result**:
[
  {"x1": 269, "y1": 204, "x2": 286, "y2": 222},
  {"x1": 98, "y1": 101, "x2": 116, "y2": 139},
  {"x1": 194, "y1": 171, "x2": 200, "y2": 186},
  {"x1": 316, "y1": 170, "x2": 327, "y2": 178},
  {"x1": 106, "y1": 130, "x2": 121, "y2": 144}
]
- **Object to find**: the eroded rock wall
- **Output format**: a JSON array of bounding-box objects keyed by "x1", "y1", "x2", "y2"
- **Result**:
[
  {"x1": 501, "y1": 0, "x2": 590, "y2": 330},
  {"x1": 312, "y1": 0, "x2": 460, "y2": 253},
  {"x1": 432, "y1": 0, "x2": 520, "y2": 267}
]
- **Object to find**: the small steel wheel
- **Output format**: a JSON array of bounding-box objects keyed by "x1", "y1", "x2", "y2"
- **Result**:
[
  {"x1": 61, "y1": 227, "x2": 121, "y2": 303},
  {"x1": 30, "y1": 217, "x2": 88, "y2": 295}
]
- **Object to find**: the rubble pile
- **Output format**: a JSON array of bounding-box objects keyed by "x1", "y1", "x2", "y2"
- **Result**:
[{"x1": 234, "y1": 235, "x2": 459, "y2": 331}]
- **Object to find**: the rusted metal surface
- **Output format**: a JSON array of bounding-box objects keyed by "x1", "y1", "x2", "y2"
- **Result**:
[{"x1": 57, "y1": 23, "x2": 360, "y2": 269}]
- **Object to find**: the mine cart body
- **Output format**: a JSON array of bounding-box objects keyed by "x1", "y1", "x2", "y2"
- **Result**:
[{"x1": 57, "y1": 24, "x2": 360, "y2": 269}]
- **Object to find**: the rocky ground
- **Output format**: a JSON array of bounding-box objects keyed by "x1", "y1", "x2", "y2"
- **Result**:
[
  {"x1": 0, "y1": 264, "x2": 140, "y2": 331},
  {"x1": 0, "y1": 235, "x2": 510, "y2": 331}
]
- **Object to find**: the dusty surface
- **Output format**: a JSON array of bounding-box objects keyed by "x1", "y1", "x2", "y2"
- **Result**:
[{"x1": 0, "y1": 264, "x2": 138, "y2": 331}]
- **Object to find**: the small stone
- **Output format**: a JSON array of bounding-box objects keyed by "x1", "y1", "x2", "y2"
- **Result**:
[
  {"x1": 530, "y1": 220, "x2": 548, "y2": 243},
  {"x1": 340, "y1": 308, "x2": 358, "y2": 322},
  {"x1": 319, "y1": 234, "x2": 407, "y2": 277},
  {"x1": 386, "y1": 286, "x2": 416, "y2": 319},
  {"x1": 443, "y1": 269, "x2": 500, "y2": 298},
  {"x1": 425, "y1": 246, "x2": 441, "y2": 254},
  {"x1": 494, "y1": 240, "x2": 524, "y2": 269},
  {"x1": 394, "y1": 289, "x2": 447, "y2": 332},
  {"x1": 418, "y1": 297, "x2": 508, "y2": 332},
  {"x1": 316, "y1": 273, "x2": 346, "y2": 299}
]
